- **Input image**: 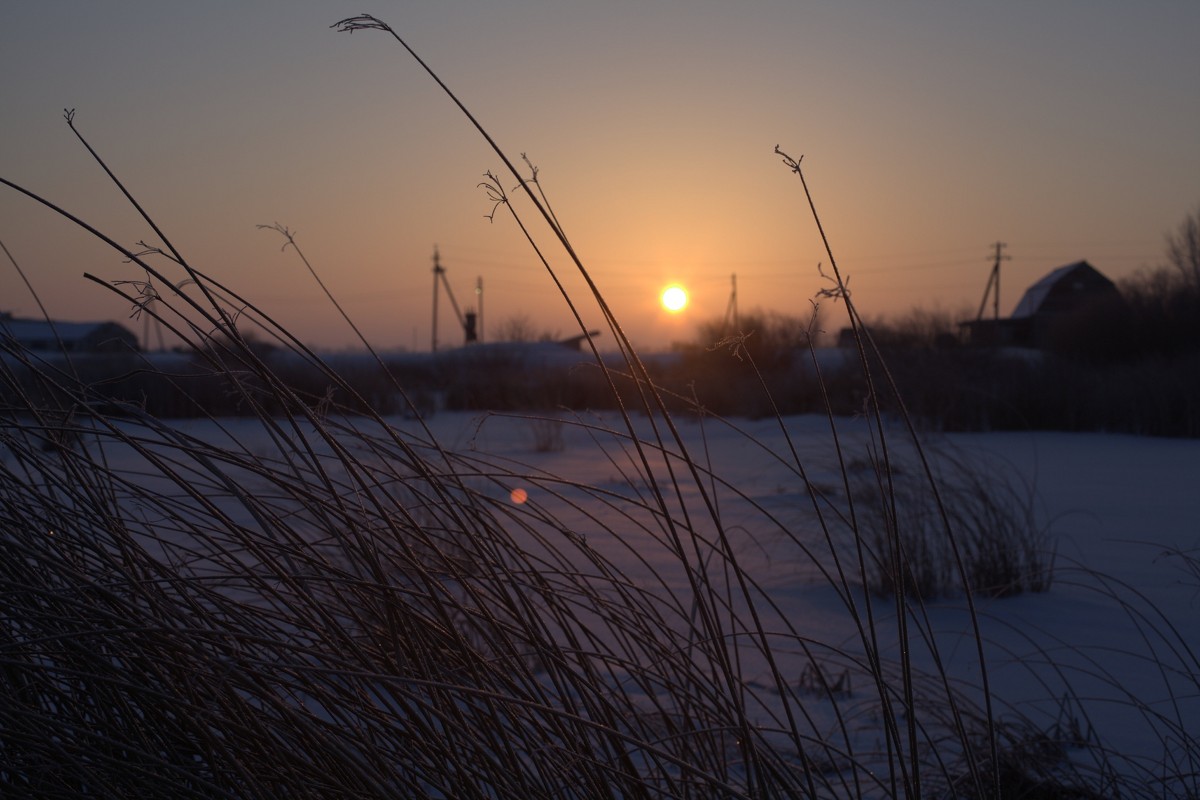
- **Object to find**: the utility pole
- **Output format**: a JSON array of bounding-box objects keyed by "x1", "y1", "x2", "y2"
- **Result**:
[
  {"x1": 724, "y1": 273, "x2": 739, "y2": 334},
  {"x1": 475, "y1": 276, "x2": 484, "y2": 344},
  {"x1": 431, "y1": 246, "x2": 443, "y2": 353},
  {"x1": 976, "y1": 241, "x2": 1010, "y2": 321},
  {"x1": 430, "y1": 245, "x2": 475, "y2": 350}
]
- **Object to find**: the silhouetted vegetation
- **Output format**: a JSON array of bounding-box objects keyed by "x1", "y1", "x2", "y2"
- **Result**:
[
  {"x1": 1, "y1": 16, "x2": 1195, "y2": 797},
  {"x1": 668, "y1": 216, "x2": 1200, "y2": 436},
  {"x1": 6, "y1": 237, "x2": 1199, "y2": 436}
]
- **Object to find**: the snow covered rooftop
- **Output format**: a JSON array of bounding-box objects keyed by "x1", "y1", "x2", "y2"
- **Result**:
[
  {"x1": 1010, "y1": 260, "x2": 1111, "y2": 319},
  {"x1": 0, "y1": 314, "x2": 138, "y2": 352}
]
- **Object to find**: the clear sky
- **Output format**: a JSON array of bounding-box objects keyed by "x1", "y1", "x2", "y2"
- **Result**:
[{"x1": 3, "y1": 2, "x2": 1198, "y2": 352}]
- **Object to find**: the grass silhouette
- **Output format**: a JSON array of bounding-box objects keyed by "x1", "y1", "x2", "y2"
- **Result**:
[{"x1": 0, "y1": 15, "x2": 1194, "y2": 798}]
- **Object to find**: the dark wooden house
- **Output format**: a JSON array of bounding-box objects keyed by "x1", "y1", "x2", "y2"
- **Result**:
[{"x1": 959, "y1": 260, "x2": 1120, "y2": 349}]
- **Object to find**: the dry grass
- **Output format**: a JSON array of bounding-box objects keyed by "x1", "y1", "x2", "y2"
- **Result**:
[{"x1": 0, "y1": 15, "x2": 1194, "y2": 798}]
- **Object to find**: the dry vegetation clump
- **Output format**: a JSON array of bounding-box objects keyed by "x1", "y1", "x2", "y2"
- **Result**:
[
  {"x1": 1, "y1": 14, "x2": 1195, "y2": 798},
  {"x1": 837, "y1": 445, "x2": 1054, "y2": 600}
]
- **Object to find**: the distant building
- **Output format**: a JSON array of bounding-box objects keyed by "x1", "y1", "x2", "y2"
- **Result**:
[
  {"x1": 0, "y1": 312, "x2": 139, "y2": 354},
  {"x1": 959, "y1": 260, "x2": 1120, "y2": 349},
  {"x1": 556, "y1": 330, "x2": 602, "y2": 352}
]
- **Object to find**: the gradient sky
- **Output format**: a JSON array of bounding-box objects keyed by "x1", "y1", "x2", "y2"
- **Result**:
[{"x1": 3, "y1": 2, "x2": 1198, "y2": 352}]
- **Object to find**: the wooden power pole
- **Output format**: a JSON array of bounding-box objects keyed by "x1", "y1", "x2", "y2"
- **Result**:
[
  {"x1": 431, "y1": 246, "x2": 443, "y2": 353},
  {"x1": 976, "y1": 241, "x2": 1010, "y2": 321},
  {"x1": 430, "y1": 246, "x2": 478, "y2": 351},
  {"x1": 723, "y1": 273, "x2": 739, "y2": 334}
]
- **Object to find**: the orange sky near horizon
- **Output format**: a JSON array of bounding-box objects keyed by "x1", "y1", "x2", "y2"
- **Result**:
[{"x1": 3, "y1": 2, "x2": 1198, "y2": 353}]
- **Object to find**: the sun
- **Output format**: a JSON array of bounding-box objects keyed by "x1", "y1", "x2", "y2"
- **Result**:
[{"x1": 660, "y1": 285, "x2": 689, "y2": 313}]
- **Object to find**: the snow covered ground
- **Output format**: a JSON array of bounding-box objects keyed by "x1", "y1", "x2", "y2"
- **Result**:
[
  {"x1": 454, "y1": 411, "x2": 1200, "y2": 772},
  {"x1": 6, "y1": 407, "x2": 1196, "y2": 794},
  {"x1": 161, "y1": 409, "x2": 1197, "y2": 782}
]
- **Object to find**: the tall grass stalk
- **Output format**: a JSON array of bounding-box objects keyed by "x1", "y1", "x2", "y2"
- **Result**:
[{"x1": 0, "y1": 15, "x2": 1192, "y2": 798}]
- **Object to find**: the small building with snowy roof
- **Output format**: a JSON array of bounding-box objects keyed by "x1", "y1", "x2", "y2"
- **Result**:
[
  {"x1": 959, "y1": 260, "x2": 1121, "y2": 349},
  {"x1": 0, "y1": 313, "x2": 139, "y2": 354}
]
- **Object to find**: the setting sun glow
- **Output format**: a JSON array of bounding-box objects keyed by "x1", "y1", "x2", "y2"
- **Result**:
[{"x1": 660, "y1": 285, "x2": 688, "y2": 313}]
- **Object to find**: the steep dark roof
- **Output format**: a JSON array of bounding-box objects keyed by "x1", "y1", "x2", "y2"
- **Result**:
[{"x1": 1010, "y1": 260, "x2": 1115, "y2": 319}]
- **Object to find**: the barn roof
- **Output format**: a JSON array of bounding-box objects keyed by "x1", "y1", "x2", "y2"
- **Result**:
[{"x1": 1010, "y1": 260, "x2": 1107, "y2": 319}]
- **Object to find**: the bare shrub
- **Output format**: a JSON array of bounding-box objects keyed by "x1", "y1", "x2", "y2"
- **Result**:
[
  {"x1": 526, "y1": 413, "x2": 565, "y2": 452},
  {"x1": 492, "y1": 313, "x2": 558, "y2": 343},
  {"x1": 939, "y1": 714, "x2": 1109, "y2": 800},
  {"x1": 842, "y1": 443, "x2": 1054, "y2": 600},
  {"x1": 1165, "y1": 202, "x2": 1200, "y2": 292},
  {"x1": 858, "y1": 303, "x2": 973, "y2": 351},
  {"x1": 674, "y1": 307, "x2": 829, "y2": 417}
]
